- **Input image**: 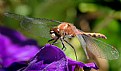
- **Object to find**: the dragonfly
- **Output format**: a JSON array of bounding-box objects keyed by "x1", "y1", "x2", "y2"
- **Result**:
[{"x1": 4, "y1": 12, "x2": 119, "y2": 60}]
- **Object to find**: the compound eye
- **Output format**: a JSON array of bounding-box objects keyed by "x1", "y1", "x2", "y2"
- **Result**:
[
  {"x1": 51, "y1": 33, "x2": 56, "y2": 37},
  {"x1": 51, "y1": 33, "x2": 58, "y2": 40}
]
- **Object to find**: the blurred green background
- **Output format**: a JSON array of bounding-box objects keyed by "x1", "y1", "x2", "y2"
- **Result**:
[{"x1": 0, "y1": 0, "x2": 121, "y2": 71}]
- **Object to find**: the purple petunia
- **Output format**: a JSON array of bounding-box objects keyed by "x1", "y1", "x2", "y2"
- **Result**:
[
  {"x1": 23, "y1": 44, "x2": 98, "y2": 71},
  {"x1": 0, "y1": 27, "x2": 99, "y2": 71},
  {"x1": 0, "y1": 26, "x2": 39, "y2": 67}
]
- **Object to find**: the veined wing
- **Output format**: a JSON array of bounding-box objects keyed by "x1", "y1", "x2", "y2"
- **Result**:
[
  {"x1": 82, "y1": 35, "x2": 119, "y2": 60},
  {"x1": 65, "y1": 24, "x2": 119, "y2": 60},
  {"x1": 4, "y1": 12, "x2": 61, "y2": 38}
]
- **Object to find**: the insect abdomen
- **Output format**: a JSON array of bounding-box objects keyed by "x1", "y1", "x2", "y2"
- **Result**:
[{"x1": 82, "y1": 32, "x2": 107, "y2": 39}]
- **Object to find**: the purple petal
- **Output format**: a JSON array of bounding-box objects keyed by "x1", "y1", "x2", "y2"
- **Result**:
[
  {"x1": 21, "y1": 44, "x2": 99, "y2": 71},
  {"x1": 24, "y1": 44, "x2": 68, "y2": 71},
  {"x1": 0, "y1": 26, "x2": 26, "y2": 43},
  {"x1": 85, "y1": 62, "x2": 98, "y2": 70},
  {"x1": 68, "y1": 58, "x2": 99, "y2": 71},
  {"x1": 36, "y1": 44, "x2": 67, "y2": 64},
  {"x1": 25, "y1": 58, "x2": 67, "y2": 71},
  {"x1": 0, "y1": 31, "x2": 39, "y2": 67},
  {"x1": 0, "y1": 26, "x2": 37, "y2": 45}
]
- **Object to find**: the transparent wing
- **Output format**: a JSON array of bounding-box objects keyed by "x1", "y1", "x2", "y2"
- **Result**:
[
  {"x1": 4, "y1": 12, "x2": 61, "y2": 38},
  {"x1": 82, "y1": 35, "x2": 119, "y2": 60}
]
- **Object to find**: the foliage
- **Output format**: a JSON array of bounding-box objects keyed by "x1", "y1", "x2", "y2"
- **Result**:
[{"x1": 0, "y1": 0, "x2": 121, "y2": 71}]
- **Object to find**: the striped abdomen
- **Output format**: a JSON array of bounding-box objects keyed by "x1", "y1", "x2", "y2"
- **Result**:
[{"x1": 81, "y1": 32, "x2": 107, "y2": 39}]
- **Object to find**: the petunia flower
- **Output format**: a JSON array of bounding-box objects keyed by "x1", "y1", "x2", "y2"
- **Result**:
[
  {"x1": 23, "y1": 44, "x2": 98, "y2": 71},
  {"x1": 0, "y1": 26, "x2": 39, "y2": 68},
  {"x1": 0, "y1": 27, "x2": 99, "y2": 71}
]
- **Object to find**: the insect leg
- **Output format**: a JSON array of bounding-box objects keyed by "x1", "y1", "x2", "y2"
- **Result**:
[
  {"x1": 60, "y1": 38, "x2": 66, "y2": 51},
  {"x1": 48, "y1": 38, "x2": 59, "y2": 45},
  {"x1": 48, "y1": 38, "x2": 54, "y2": 42},
  {"x1": 52, "y1": 38, "x2": 59, "y2": 45},
  {"x1": 63, "y1": 39, "x2": 78, "y2": 61}
]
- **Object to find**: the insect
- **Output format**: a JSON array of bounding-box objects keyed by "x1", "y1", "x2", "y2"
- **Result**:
[{"x1": 4, "y1": 12, "x2": 119, "y2": 60}]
